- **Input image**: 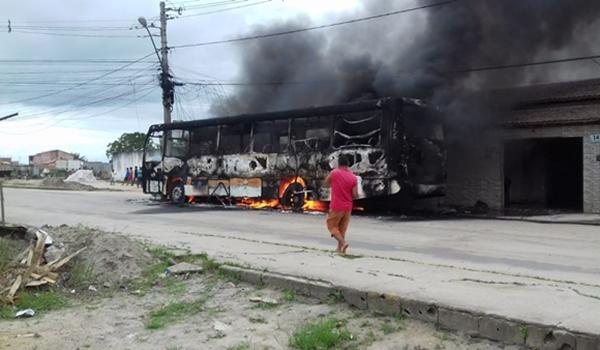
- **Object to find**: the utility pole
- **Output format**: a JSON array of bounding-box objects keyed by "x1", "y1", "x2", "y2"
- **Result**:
[
  {"x1": 159, "y1": 1, "x2": 172, "y2": 124},
  {"x1": 139, "y1": 2, "x2": 180, "y2": 124}
]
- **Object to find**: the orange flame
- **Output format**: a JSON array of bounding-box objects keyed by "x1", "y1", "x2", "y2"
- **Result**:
[
  {"x1": 303, "y1": 200, "x2": 329, "y2": 212},
  {"x1": 187, "y1": 196, "x2": 196, "y2": 204},
  {"x1": 238, "y1": 197, "x2": 280, "y2": 209},
  {"x1": 278, "y1": 176, "x2": 306, "y2": 198},
  {"x1": 236, "y1": 176, "x2": 329, "y2": 212}
]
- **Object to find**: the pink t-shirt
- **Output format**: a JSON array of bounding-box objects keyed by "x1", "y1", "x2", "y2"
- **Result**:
[{"x1": 329, "y1": 167, "x2": 357, "y2": 212}]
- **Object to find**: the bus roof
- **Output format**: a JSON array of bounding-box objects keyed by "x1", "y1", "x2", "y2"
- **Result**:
[{"x1": 148, "y1": 97, "x2": 433, "y2": 133}]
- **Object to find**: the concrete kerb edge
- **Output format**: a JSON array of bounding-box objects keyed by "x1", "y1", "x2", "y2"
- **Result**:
[{"x1": 217, "y1": 264, "x2": 600, "y2": 349}]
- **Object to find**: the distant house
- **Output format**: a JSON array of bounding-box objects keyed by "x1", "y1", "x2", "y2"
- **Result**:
[
  {"x1": 29, "y1": 150, "x2": 81, "y2": 175},
  {"x1": 0, "y1": 157, "x2": 12, "y2": 177}
]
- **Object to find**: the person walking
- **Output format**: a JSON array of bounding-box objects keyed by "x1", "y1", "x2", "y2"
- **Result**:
[
  {"x1": 124, "y1": 167, "x2": 130, "y2": 185},
  {"x1": 128, "y1": 167, "x2": 134, "y2": 186},
  {"x1": 135, "y1": 166, "x2": 142, "y2": 188},
  {"x1": 324, "y1": 154, "x2": 358, "y2": 254}
]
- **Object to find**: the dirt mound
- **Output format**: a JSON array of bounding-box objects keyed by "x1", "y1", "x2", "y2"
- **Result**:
[
  {"x1": 41, "y1": 177, "x2": 96, "y2": 191},
  {"x1": 43, "y1": 225, "x2": 155, "y2": 286},
  {"x1": 65, "y1": 170, "x2": 96, "y2": 183}
]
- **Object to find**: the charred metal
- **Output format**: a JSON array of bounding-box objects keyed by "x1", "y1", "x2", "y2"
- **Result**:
[{"x1": 143, "y1": 97, "x2": 446, "y2": 209}]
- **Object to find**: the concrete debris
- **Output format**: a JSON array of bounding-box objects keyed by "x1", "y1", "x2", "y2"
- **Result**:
[
  {"x1": 213, "y1": 320, "x2": 230, "y2": 333},
  {"x1": 249, "y1": 296, "x2": 278, "y2": 305},
  {"x1": 15, "y1": 309, "x2": 35, "y2": 318},
  {"x1": 165, "y1": 262, "x2": 203, "y2": 275},
  {"x1": 64, "y1": 170, "x2": 96, "y2": 184},
  {"x1": 44, "y1": 245, "x2": 65, "y2": 264},
  {"x1": 88, "y1": 285, "x2": 98, "y2": 292}
]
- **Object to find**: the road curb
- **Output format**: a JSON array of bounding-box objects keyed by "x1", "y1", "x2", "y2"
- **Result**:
[{"x1": 219, "y1": 265, "x2": 600, "y2": 349}]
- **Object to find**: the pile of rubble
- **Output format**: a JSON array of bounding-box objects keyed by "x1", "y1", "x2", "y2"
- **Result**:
[
  {"x1": 1, "y1": 227, "x2": 85, "y2": 304},
  {"x1": 64, "y1": 170, "x2": 96, "y2": 184},
  {"x1": 41, "y1": 177, "x2": 96, "y2": 191}
]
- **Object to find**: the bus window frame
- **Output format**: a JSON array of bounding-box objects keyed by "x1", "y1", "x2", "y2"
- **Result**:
[{"x1": 165, "y1": 129, "x2": 190, "y2": 159}]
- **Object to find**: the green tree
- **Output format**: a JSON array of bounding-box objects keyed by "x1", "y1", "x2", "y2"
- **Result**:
[
  {"x1": 71, "y1": 153, "x2": 87, "y2": 162},
  {"x1": 106, "y1": 132, "x2": 148, "y2": 159}
]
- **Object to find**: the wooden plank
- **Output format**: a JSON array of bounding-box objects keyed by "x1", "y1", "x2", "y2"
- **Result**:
[
  {"x1": 25, "y1": 248, "x2": 34, "y2": 267},
  {"x1": 7, "y1": 275, "x2": 22, "y2": 300},
  {"x1": 49, "y1": 247, "x2": 87, "y2": 271},
  {"x1": 25, "y1": 280, "x2": 48, "y2": 287},
  {"x1": 41, "y1": 277, "x2": 56, "y2": 284}
]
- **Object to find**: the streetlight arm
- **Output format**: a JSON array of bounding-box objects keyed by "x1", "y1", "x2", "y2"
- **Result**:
[
  {"x1": 144, "y1": 26, "x2": 163, "y2": 65},
  {"x1": 0, "y1": 113, "x2": 18, "y2": 122}
]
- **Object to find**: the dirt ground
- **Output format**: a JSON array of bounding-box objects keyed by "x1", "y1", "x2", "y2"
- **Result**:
[
  {"x1": 0, "y1": 277, "x2": 521, "y2": 350},
  {"x1": 0, "y1": 227, "x2": 522, "y2": 350},
  {"x1": 2, "y1": 178, "x2": 97, "y2": 191}
]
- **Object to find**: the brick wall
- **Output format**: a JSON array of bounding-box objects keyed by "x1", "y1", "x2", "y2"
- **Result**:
[{"x1": 446, "y1": 129, "x2": 504, "y2": 209}]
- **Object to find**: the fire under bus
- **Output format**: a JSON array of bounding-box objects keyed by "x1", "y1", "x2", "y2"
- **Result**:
[{"x1": 141, "y1": 97, "x2": 445, "y2": 212}]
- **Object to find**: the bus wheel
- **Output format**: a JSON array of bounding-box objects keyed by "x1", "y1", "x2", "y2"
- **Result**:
[
  {"x1": 171, "y1": 183, "x2": 185, "y2": 205},
  {"x1": 281, "y1": 182, "x2": 305, "y2": 211}
]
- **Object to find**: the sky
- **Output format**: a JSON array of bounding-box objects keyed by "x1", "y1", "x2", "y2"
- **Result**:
[{"x1": 0, "y1": 0, "x2": 364, "y2": 162}]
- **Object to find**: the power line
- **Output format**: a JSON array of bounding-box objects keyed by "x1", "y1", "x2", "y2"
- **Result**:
[
  {"x1": 0, "y1": 52, "x2": 156, "y2": 106},
  {"x1": 0, "y1": 81, "x2": 156, "y2": 86},
  {"x1": 10, "y1": 25, "x2": 132, "y2": 31},
  {"x1": 181, "y1": 0, "x2": 249, "y2": 10},
  {"x1": 175, "y1": 0, "x2": 271, "y2": 19},
  {"x1": 175, "y1": 0, "x2": 245, "y2": 8},
  {"x1": 449, "y1": 54, "x2": 600, "y2": 73},
  {"x1": 171, "y1": 0, "x2": 457, "y2": 49},
  {"x1": 174, "y1": 53, "x2": 600, "y2": 87},
  {"x1": 8, "y1": 83, "x2": 157, "y2": 122},
  {"x1": 0, "y1": 58, "x2": 153, "y2": 64},
  {"x1": 3, "y1": 18, "x2": 139, "y2": 24},
  {"x1": 0, "y1": 87, "x2": 158, "y2": 135},
  {"x1": 9, "y1": 30, "x2": 140, "y2": 38},
  {"x1": 5, "y1": 65, "x2": 158, "y2": 122},
  {"x1": 0, "y1": 68, "x2": 156, "y2": 75}
]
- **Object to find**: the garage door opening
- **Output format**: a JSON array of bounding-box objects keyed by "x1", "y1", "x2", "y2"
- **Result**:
[{"x1": 504, "y1": 137, "x2": 583, "y2": 211}]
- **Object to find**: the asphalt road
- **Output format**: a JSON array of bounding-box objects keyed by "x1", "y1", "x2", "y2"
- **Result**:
[
  {"x1": 4, "y1": 187, "x2": 600, "y2": 334},
  {"x1": 4, "y1": 187, "x2": 600, "y2": 285}
]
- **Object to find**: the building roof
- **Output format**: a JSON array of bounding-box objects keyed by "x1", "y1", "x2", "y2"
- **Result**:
[
  {"x1": 29, "y1": 150, "x2": 73, "y2": 158},
  {"x1": 500, "y1": 78, "x2": 600, "y2": 128}
]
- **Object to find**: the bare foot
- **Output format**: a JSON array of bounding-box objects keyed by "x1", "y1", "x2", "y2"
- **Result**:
[{"x1": 341, "y1": 243, "x2": 349, "y2": 255}]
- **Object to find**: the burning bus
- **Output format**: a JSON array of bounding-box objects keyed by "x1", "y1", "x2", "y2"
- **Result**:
[{"x1": 141, "y1": 97, "x2": 445, "y2": 211}]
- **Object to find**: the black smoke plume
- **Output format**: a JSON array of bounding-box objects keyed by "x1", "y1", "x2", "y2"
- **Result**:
[{"x1": 211, "y1": 0, "x2": 600, "y2": 116}]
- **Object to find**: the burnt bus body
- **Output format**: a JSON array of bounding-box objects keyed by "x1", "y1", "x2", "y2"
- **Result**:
[{"x1": 142, "y1": 97, "x2": 445, "y2": 210}]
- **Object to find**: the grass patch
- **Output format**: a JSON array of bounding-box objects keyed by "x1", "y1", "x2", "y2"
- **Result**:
[
  {"x1": 164, "y1": 279, "x2": 187, "y2": 295},
  {"x1": 0, "y1": 239, "x2": 12, "y2": 273},
  {"x1": 282, "y1": 289, "x2": 296, "y2": 302},
  {"x1": 0, "y1": 238, "x2": 21, "y2": 274},
  {"x1": 145, "y1": 299, "x2": 206, "y2": 330},
  {"x1": 381, "y1": 322, "x2": 399, "y2": 335},
  {"x1": 217, "y1": 268, "x2": 241, "y2": 284},
  {"x1": 289, "y1": 319, "x2": 352, "y2": 350},
  {"x1": 69, "y1": 263, "x2": 95, "y2": 289},
  {"x1": 145, "y1": 283, "x2": 215, "y2": 330},
  {"x1": 339, "y1": 254, "x2": 363, "y2": 260},
  {"x1": 249, "y1": 315, "x2": 267, "y2": 324},
  {"x1": 228, "y1": 343, "x2": 250, "y2": 350},
  {"x1": 0, "y1": 291, "x2": 68, "y2": 320}
]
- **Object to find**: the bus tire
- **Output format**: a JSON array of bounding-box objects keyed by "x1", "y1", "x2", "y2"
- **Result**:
[
  {"x1": 171, "y1": 183, "x2": 185, "y2": 205},
  {"x1": 281, "y1": 182, "x2": 305, "y2": 210}
]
